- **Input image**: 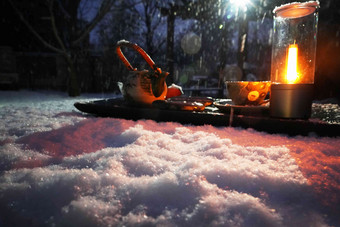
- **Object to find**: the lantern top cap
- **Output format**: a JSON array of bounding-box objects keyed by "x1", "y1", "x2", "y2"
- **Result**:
[{"x1": 273, "y1": 1, "x2": 320, "y2": 19}]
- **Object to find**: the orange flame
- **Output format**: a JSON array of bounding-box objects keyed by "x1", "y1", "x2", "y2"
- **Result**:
[{"x1": 286, "y1": 44, "x2": 299, "y2": 84}]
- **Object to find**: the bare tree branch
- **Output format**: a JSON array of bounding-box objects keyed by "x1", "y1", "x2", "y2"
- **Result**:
[
  {"x1": 49, "y1": 0, "x2": 68, "y2": 54},
  {"x1": 56, "y1": 0, "x2": 71, "y2": 19},
  {"x1": 72, "y1": 0, "x2": 116, "y2": 46},
  {"x1": 7, "y1": 0, "x2": 63, "y2": 54}
]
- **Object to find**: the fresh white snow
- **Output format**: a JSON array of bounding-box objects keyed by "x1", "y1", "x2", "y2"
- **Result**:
[{"x1": 0, "y1": 90, "x2": 339, "y2": 227}]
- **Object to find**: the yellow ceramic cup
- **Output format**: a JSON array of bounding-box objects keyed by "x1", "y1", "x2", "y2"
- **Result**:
[{"x1": 225, "y1": 81, "x2": 271, "y2": 106}]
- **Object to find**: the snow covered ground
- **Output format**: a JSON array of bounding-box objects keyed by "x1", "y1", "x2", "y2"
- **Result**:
[{"x1": 0, "y1": 90, "x2": 339, "y2": 227}]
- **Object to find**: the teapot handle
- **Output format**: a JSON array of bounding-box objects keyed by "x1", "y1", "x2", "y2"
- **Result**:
[{"x1": 116, "y1": 40, "x2": 162, "y2": 75}]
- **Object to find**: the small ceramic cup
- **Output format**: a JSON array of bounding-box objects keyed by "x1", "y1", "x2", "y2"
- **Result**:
[{"x1": 225, "y1": 81, "x2": 271, "y2": 106}]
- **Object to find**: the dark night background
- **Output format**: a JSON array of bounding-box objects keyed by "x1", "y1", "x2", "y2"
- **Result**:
[{"x1": 0, "y1": 0, "x2": 339, "y2": 101}]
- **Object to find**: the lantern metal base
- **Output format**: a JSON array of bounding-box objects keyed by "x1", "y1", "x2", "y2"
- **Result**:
[{"x1": 270, "y1": 84, "x2": 314, "y2": 119}]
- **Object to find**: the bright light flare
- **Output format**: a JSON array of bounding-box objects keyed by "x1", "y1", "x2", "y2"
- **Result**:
[
  {"x1": 286, "y1": 44, "x2": 299, "y2": 84},
  {"x1": 230, "y1": 0, "x2": 250, "y2": 11}
]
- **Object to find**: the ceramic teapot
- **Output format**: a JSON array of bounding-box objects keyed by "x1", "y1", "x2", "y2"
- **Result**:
[{"x1": 116, "y1": 40, "x2": 169, "y2": 106}]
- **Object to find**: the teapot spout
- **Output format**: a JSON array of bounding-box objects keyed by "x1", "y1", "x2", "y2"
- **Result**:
[{"x1": 152, "y1": 71, "x2": 169, "y2": 98}]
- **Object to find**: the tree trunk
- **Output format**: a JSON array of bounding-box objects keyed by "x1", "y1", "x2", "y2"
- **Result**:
[
  {"x1": 237, "y1": 12, "x2": 248, "y2": 80},
  {"x1": 166, "y1": 6, "x2": 175, "y2": 85},
  {"x1": 64, "y1": 53, "x2": 80, "y2": 97}
]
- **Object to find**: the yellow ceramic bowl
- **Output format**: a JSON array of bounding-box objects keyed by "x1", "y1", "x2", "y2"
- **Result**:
[{"x1": 225, "y1": 81, "x2": 271, "y2": 106}]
